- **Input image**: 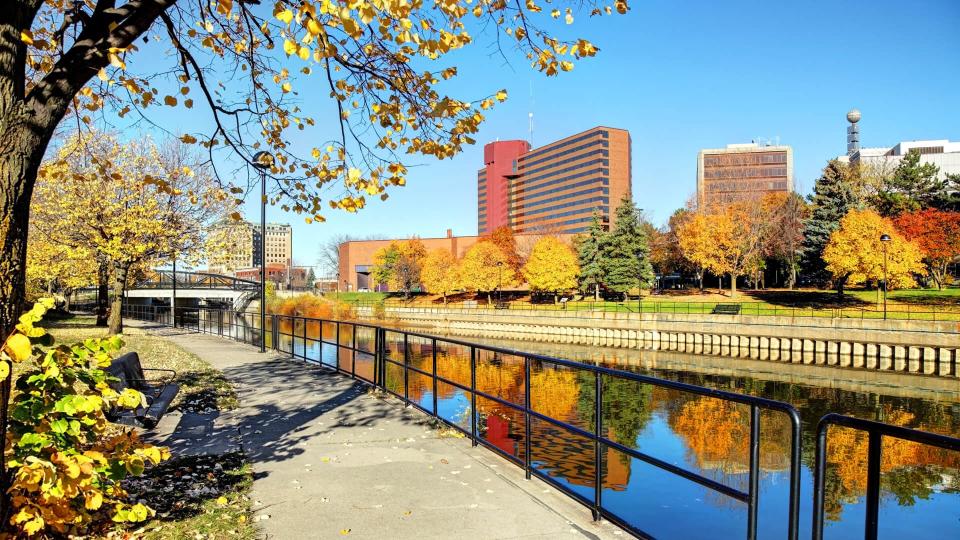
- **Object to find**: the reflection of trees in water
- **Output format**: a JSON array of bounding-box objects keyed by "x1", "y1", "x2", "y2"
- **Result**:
[{"x1": 381, "y1": 339, "x2": 960, "y2": 520}]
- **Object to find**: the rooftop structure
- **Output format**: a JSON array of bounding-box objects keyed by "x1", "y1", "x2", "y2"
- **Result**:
[{"x1": 838, "y1": 109, "x2": 960, "y2": 178}]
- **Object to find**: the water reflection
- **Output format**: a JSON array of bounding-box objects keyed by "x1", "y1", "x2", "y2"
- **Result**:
[{"x1": 231, "y1": 313, "x2": 960, "y2": 539}]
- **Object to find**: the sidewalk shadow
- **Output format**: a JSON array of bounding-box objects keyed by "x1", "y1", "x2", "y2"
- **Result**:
[{"x1": 218, "y1": 357, "x2": 425, "y2": 468}]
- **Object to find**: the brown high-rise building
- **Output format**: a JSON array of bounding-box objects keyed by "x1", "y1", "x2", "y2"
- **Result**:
[
  {"x1": 478, "y1": 127, "x2": 632, "y2": 235},
  {"x1": 696, "y1": 143, "x2": 793, "y2": 208}
]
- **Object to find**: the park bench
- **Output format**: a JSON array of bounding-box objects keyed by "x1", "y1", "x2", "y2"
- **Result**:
[
  {"x1": 104, "y1": 352, "x2": 179, "y2": 428},
  {"x1": 711, "y1": 303, "x2": 742, "y2": 315}
]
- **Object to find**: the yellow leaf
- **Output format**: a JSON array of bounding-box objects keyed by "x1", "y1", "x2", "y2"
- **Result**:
[
  {"x1": 281, "y1": 82, "x2": 292, "y2": 93},
  {"x1": 3, "y1": 333, "x2": 32, "y2": 363},
  {"x1": 85, "y1": 491, "x2": 103, "y2": 510},
  {"x1": 283, "y1": 39, "x2": 298, "y2": 56},
  {"x1": 0, "y1": 361, "x2": 8, "y2": 379},
  {"x1": 217, "y1": 496, "x2": 228, "y2": 505},
  {"x1": 163, "y1": 95, "x2": 178, "y2": 106},
  {"x1": 20, "y1": 30, "x2": 34, "y2": 45},
  {"x1": 565, "y1": 12, "x2": 574, "y2": 24},
  {"x1": 340, "y1": 529, "x2": 351, "y2": 535},
  {"x1": 238, "y1": 515, "x2": 247, "y2": 523},
  {"x1": 276, "y1": 9, "x2": 294, "y2": 24},
  {"x1": 117, "y1": 388, "x2": 146, "y2": 409},
  {"x1": 298, "y1": 46, "x2": 310, "y2": 60},
  {"x1": 495, "y1": 90, "x2": 507, "y2": 102},
  {"x1": 307, "y1": 18, "x2": 323, "y2": 35}
]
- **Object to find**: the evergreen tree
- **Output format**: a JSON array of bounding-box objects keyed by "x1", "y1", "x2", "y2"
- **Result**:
[
  {"x1": 603, "y1": 196, "x2": 655, "y2": 300},
  {"x1": 576, "y1": 212, "x2": 608, "y2": 300},
  {"x1": 801, "y1": 160, "x2": 862, "y2": 286},
  {"x1": 872, "y1": 149, "x2": 944, "y2": 216}
]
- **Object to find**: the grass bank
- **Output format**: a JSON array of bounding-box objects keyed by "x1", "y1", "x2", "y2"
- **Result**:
[{"x1": 39, "y1": 312, "x2": 257, "y2": 539}]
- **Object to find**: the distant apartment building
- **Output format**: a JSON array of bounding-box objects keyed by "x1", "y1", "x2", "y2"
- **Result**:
[
  {"x1": 206, "y1": 220, "x2": 293, "y2": 275},
  {"x1": 478, "y1": 126, "x2": 632, "y2": 235},
  {"x1": 264, "y1": 223, "x2": 293, "y2": 266},
  {"x1": 839, "y1": 109, "x2": 960, "y2": 178},
  {"x1": 696, "y1": 143, "x2": 794, "y2": 208}
]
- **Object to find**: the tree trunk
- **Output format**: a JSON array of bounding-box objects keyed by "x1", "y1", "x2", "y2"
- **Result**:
[
  {"x1": 96, "y1": 256, "x2": 109, "y2": 326},
  {"x1": 594, "y1": 283, "x2": 599, "y2": 301},
  {"x1": 729, "y1": 273, "x2": 737, "y2": 298},
  {"x1": 107, "y1": 261, "x2": 130, "y2": 335}
]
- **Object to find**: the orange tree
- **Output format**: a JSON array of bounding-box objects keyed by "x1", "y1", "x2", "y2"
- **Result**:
[
  {"x1": 1, "y1": 0, "x2": 626, "y2": 511},
  {"x1": 893, "y1": 209, "x2": 960, "y2": 289}
]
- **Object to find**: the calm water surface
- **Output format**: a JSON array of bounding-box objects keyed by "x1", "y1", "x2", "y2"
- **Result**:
[{"x1": 227, "y1": 314, "x2": 960, "y2": 539}]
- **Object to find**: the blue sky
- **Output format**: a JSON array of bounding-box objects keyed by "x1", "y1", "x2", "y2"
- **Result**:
[{"x1": 115, "y1": 0, "x2": 960, "y2": 269}]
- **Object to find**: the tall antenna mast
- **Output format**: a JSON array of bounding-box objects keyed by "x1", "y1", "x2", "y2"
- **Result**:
[{"x1": 528, "y1": 79, "x2": 535, "y2": 146}]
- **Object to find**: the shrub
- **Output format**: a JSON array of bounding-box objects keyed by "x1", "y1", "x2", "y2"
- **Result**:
[
  {"x1": 1, "y1": 300, "x2": 169, "y2": 536},
  {"x1": 268, "y1": 294, "x2": 355, "y2": 320}
]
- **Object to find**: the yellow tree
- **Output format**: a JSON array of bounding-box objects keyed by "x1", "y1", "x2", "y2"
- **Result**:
[
  {"x1": 33, "y1": 131, "x2": 232, "y2": 334},
  {"x1": 823, "y1": 209, "x2": 924, "y2": 295},
  {"x1": 459, "y1": 241, "x2": 512, "y2": 304},
  {"x1": 25, "y1": 234, "x2": 96, "y2": 309},
  {"x1": 522, "y1": 236, "x2": 579, "y2": 303},
  {"x1": 420, "y1": 249, "x2": 460, "y2": 304},
  {"x1": 676, "y1": 201, "x2": 771, "y2": 297}
]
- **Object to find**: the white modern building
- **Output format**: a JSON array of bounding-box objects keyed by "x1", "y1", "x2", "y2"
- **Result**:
[{"x1": 838, "y1": 109, "x2": 960, "y2": 178}]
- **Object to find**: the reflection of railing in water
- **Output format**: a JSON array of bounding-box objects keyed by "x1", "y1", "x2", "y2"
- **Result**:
[{"x1": 118, "y1": 303, "x2": 960, "y2": 540}]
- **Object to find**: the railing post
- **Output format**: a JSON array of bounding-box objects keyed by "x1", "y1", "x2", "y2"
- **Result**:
[
  {"x1": 523, "y1": 356, "x2": 532, "y2": 480},
  {"x1": 470, "y1": 346, "x2": 478, "y2": 447},
  {"x1": 352, "y1": 324, "x2": 357, "y2": 378},
  {"x1": 403, "y1": 333, "x2": 410, "y2": 406},
  {"x1": 747, "y1": 405, "x2": 760, "y2": 540},
  {"x1": 812, "y1": 422, "x2": 828, "y2": 540},
  {"x1": 864, "y1": 430, "x2": 882, "y2": 540},
  {"x1": 593, "y1": 371, "x2": 603, "y2": 521},
  {"x1": 431, "y1": 338, "x2": 438, "y2": 415}
]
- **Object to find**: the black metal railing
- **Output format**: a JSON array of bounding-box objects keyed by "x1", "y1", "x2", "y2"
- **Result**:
[
  {"x1": 812, "y1": 414, "x2": 960, "y2": 540},
  {"x1": 116, "y1": 303, "x2": 960, "y2": 539}
]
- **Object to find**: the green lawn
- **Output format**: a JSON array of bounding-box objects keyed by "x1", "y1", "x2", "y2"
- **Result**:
[{"x1": 340, "y1": 287, "x2": 960, "y2": 321}]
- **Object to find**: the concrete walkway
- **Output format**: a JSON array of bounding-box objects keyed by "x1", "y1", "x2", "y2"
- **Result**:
[{"x1": 132, "y1": 322, "x2": 622, "y2": 540}]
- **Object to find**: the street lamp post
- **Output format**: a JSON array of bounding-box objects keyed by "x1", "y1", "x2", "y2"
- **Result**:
[
  {"x1": 253, "y1": 151, "x2": 274, "y2": 353},
  {"x1": 635, "y1": 248, "x2": 645, "y2": 313},
  {"x1": 496, "y1": 261, "x2": 503, "y2": 307},
  {"x1": 880, "y1": 234, "x2": 891, "y2": 320}
]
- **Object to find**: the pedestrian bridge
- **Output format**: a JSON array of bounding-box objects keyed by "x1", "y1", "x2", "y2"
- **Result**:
[{"x1": 125, "y1": 270, "x2": 261, "y2": 311}]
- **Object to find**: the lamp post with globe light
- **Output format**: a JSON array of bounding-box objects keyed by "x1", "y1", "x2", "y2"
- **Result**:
[
  {"x1": 880, "y1": 234, "x2": 891, "y2": 320},
  {"x1": 253, "y1": 151, "x2": 274, "y2": 352}
]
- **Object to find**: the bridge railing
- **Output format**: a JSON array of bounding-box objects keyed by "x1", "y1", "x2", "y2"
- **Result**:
[
  {"x1": 119, "y1": 303, "x2": 960, "y2": 539},
  {"x1": 134, "y1": 270, "x2": 260, "y2": 291}
]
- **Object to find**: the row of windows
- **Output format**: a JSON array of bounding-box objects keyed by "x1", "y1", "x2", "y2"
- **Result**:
[
  {"x1": 518, "y1": 157, "x2": 609, "y2": 187},
  {"x1": 513, "y1": 203, "x2": 609, "y2": 227},
  {"x1": 704, "y1": 181, "x2": 789, "y2": 192},
  {"x1": 515, "y1": 214, "x2": 600, "y2": 233},
  {"x1": 517, "y1": 186, "x2": 609, "y2": 211},
  {"x1": 518, "y1": 130, "x2": 608, "y2": 165},
  {"x1": 703, "y1": 152, "x2": 787, "y2": 167},
  {"x1": 516, "y1": 149, "x2": 609, "y2": 179},
  {"x1": 703, "y1": 167, "x2": 788, "y2": 180},
  {"x1": 513, "y1": 168, "x2": 609, "y2": 202},
  {"x1": 513, "y1": 196, "x2": 609, "y2": 220},
  {"x1": 517, "y1": 139, "x2": 608, "y2": 171}
]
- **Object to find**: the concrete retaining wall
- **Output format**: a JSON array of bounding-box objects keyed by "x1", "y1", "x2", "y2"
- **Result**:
[{"x1": 357, "y1": 306, "x2": 960, "y2": 378}]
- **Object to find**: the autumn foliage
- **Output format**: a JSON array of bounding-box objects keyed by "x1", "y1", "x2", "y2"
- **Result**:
[
  {"x1": 893, "y1": 209, "x2": 960, "y2": 289},
  {"x1": 823, "y1": 209, "x2": 924, "y2": 292},
  {"x1": 1, "y1": 301, "x2": 169, "y2": 536}
]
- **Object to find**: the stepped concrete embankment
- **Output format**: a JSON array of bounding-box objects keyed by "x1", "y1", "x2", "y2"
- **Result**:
[{"x1": 357, "y1": 306, "x2": 960, "y2": 378}]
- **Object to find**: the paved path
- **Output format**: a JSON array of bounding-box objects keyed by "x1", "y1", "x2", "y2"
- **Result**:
[{"x1": 132, "y1": 322, "x2": 622, "y2": 540}]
